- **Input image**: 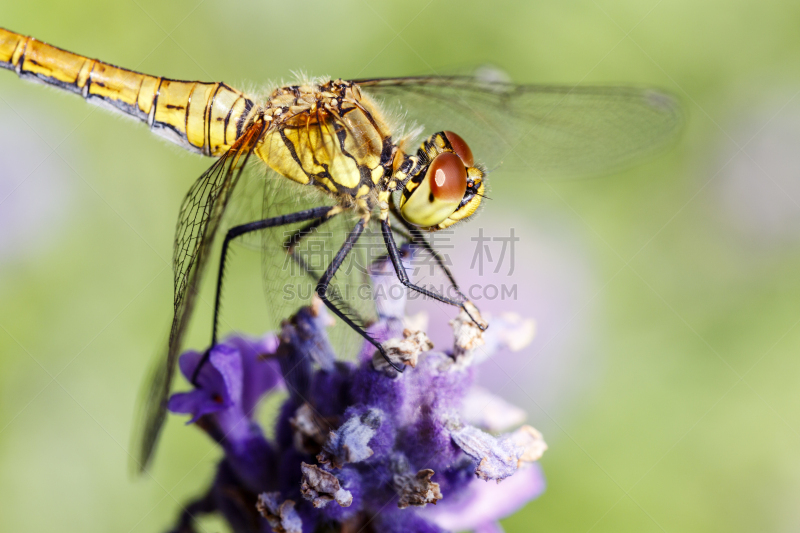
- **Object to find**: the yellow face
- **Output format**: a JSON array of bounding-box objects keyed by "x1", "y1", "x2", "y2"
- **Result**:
[{"x1": 399, "y1": 131, "x2": 485, "y2": 230}]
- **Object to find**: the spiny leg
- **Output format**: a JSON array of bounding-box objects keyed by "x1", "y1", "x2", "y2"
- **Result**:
[
  {"x1": 211, "y1": 206, "x2": 337, "y2": 345},
  {"x1": 315, "y1": 216, "x2": 404, "y2": 372},
  {"x1": 191, "y1": 205, "x2": 335, "y2": 385},
  {"x1": 381, "y1": 219, "x2": 487, "y2": 330},
  {"x1": 282, "y1": 215, "x2": 367, "y2": 326},
  {"x1": 389, "y1": 196, "x2": 485, "y2": 328},
  {"x1": 282, "y1": 216, "x2": 334, "y2": 285},
  {"x1": 390, "y1": 200, "x2": 467, "y2": 302},
  {"x1": 393, "y1": 219, "x2": 485, "y2": 327}
]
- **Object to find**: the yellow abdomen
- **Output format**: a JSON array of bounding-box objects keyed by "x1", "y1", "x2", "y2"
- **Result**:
[{"x1": 0, "y1": 28, "x2": 254, "y2": 156}]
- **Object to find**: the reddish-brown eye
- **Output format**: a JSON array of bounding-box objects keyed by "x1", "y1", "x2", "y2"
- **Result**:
[
  {"x1": 444, "y1": 131, "x2": 475, "y2": 166},
  {"x1": 429, "y1": 152, "x2": 468, "y2": 202}
]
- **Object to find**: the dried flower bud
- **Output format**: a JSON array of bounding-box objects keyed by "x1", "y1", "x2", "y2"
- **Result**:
[
  {"x1": 256, "y1": 493, "x2": 302, "y2": 533},
  {"x1": 300, "y1": 462, "x2": 353, "y2": 508},
  {"x1": 392, "y1": 454, "x2": 443, "y2": 509},
  {"x1": 372, "y1": 329, "x2": 434, "y2": 375}
]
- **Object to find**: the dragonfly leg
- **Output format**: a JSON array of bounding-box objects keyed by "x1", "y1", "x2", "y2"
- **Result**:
[
  {"x1": 380, "y1": 219, "x2": 487, "y2": 331},
  {"x1": 394, "y1": 214, "x2": 467, "y2": 301},
  {"x1": 282, "y1": 216, "x2": 334, "y2": 285},
  {"x1": 388, "y1": 196, "x2": 483, "y2": 326},
  {"x1": 282, "y1": 216, "x2": 369, "y2": 328},
  {"x1": 315, "y1": 216, "x2": 405, "y2": 373},
  {"x1": 191, "y1": 205, "x2": 335, "y2": 385}
]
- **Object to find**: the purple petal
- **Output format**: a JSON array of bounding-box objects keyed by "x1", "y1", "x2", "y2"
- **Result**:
[
  {"x1": 475, "y1": 522, "x2": 506, "y2": 533},
  {"x1": 168, "y1": 346, "x2": 239, "y2": 423},
  {"x1": 209, "y1": 344, "x2": 243, "y2": 403},
  {"x1": 167, "y1": 389, "x2": 230, "y2": 424},
  {"x1": 177, "y1": 350, "x2": 203, "y2": 381},
  {"x1": 222, "y1": 429, "x2": 275, "y2": 492},
  {"x1": 225, "y1": 333, "x2": 283, "y2": 414}
]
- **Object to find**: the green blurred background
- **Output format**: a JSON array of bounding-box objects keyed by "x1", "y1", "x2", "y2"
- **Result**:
[{"x1": 2, "y1": 0, "x2": 800, "y2": 531}]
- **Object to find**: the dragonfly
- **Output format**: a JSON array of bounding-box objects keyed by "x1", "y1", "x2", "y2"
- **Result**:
[{"x1": 0, "y1": 28, "x2": 683, "y2": 470}]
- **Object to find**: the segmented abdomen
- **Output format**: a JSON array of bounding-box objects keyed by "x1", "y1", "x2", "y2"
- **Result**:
[{"x1": 0, "y1": 28, "x2": 255, "y2": 156}]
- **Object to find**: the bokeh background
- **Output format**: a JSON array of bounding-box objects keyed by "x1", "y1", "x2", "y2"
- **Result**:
[{"x1": 2, "y1": 1, "x2": 800, "y2": 531}]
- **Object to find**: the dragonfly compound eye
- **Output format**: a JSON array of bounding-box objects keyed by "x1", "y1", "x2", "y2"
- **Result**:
[
  {"x1": 400, "y1": 151, "x2": 467, "y2": 227},
  {"x1": 443, "y1": 130, "x2": 474, "y2": 166}
]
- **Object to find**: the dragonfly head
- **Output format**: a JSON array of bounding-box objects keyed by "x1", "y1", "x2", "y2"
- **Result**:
[{"x1": 399, "y1": 131, "x2": 485, "y2": 230}]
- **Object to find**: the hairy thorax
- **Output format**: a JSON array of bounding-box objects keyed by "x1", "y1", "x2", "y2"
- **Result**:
[{"x1": 254, "y1": 80, "x2": 397, "y2": 210}]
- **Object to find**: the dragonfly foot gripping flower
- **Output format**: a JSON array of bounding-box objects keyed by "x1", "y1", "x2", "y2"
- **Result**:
[{"x1": 167, "y1": 257, "x2": 546, "y2": 533}]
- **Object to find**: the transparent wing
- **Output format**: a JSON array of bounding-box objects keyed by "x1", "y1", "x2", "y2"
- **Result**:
[
  {"x1": 355, "y1": 76, "x2": 683, "y2": 178},
  {"x1": 133, "y1": 121, "x2": 267, "y2": 471},
  {"x1": 254, "y1": 168, "x2": 386, "y2": 362}
]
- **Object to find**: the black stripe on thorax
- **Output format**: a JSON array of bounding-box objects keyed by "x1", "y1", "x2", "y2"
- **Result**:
[
  {"x1": 332, "y1": 121, "x2": 372, "y2": 196},
  {"x1": 279, "y1": 127, "x2": 313, "y2": 181},
  {"x1": 236, "y1": 98, "x2": 254, "y2": 140}
]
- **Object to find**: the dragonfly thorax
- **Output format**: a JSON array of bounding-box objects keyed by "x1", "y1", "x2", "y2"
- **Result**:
[
  {"x1": 247, "y1": 81, "x2": 486, "y2": 228},
  {"x1": 253, "y1": 79, "x2": 395, "y2": 209}
]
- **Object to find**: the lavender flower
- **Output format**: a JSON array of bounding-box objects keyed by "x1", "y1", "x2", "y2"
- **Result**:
[{"x1": 167, "y1": 249, "x2": 546, "y2": 533}]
